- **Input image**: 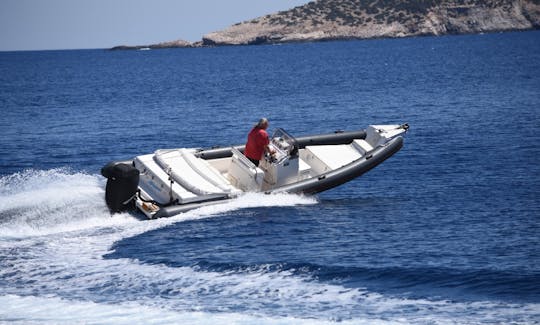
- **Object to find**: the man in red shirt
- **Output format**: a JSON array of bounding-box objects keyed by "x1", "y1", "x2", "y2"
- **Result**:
[{"x1": 244, "y1": 118, "x2": 274, "y2": 166}]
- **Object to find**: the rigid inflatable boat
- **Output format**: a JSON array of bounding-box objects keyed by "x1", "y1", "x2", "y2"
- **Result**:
[{"x1": 101, "y1": 124, "x2": 408, "y2": 219}]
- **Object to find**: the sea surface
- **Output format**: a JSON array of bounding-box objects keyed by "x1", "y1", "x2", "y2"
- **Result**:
[{"x1": 1, "y1": 31, "x2": 539, "y2": 324}]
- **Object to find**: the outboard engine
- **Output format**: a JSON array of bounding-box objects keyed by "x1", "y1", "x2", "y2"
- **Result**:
[{"x1": 101, "y1": 161, "x2": 140, "y2": 213}]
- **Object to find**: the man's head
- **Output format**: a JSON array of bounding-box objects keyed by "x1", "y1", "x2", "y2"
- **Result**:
[{"x1": 256, "y1": 118, "x2": 269, "y2": 129}]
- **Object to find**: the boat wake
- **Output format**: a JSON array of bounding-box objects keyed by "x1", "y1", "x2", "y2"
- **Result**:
[
  {"x1": 1, "y1": 169, "x2": 538, "y2": 324},
  {"x1": 0, "y1": 169, "x2": 317, "y2": 238},
  {"x1": 0, "y1": 169, "x2": 134, "y2": 238}
]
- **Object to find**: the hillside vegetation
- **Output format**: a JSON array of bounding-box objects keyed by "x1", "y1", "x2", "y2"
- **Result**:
[{"x1": 202, "y1": 0, "x2": 540, "y2": 45}]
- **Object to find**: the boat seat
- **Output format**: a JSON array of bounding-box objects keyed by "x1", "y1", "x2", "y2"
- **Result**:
[
  {"x1": 227, "y1": 147, "x2": 264, "y2": 192},
  {"x1": 134, "y1": 154, "x2": 198, "y2": 204},
  {"x1": 154, "y1": 149, "x2": 234, "y2": 196},
  {"x1": 301, "y1": 144, "x2": 362, "y2": 174},
  {"x1": 352, "y1": 139, "x2": 374, "y2": 155}
]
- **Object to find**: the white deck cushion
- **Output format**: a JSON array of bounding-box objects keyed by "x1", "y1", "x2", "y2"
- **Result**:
[
  {"x1": 134, "y1": 154, "x2": 197, "y2": 203},
  {"x1": 352, "y1": 139, "x2": 374, "y2": 155},
  {"x1": 304, "y1": 144, "x2": 362, "y2": 172},
  {"x1": 154, "y1": 149, "x2": 232, "y2": 196}
]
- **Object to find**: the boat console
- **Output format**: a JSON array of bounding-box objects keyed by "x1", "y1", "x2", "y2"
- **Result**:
[{"x1": 260, "y1": 129, "x2": 303, "y2": 189}]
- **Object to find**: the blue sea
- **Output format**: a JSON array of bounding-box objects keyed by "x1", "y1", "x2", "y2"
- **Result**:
[{"x1": 1, "y1": 31, "x2": 539, "y2": 324}]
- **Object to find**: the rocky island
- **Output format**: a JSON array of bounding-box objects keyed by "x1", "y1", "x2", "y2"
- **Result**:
[{"x1": 111, "y1": 0, "x2": 540, "y2": 49}]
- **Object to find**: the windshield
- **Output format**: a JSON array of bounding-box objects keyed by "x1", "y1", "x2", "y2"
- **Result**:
[{"x1": 271, "y1": 128, "x2": 298, "y2": 157}]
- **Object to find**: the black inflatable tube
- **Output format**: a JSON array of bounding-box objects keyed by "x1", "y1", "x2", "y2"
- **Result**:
[
  {"x1": 153, "y1": 199, "x2": 234, "y2": 219},
  {"x1": 296, "y1": 130, "x2": 367, "y2": 147},
  {"x1": 196, "y1": 129, "x2": 367, "y2": 160}
]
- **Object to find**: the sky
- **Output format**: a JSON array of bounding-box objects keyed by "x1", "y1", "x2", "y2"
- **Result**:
[{"x1": 0, "y1": 0, "x2": 309, "y2": 51}]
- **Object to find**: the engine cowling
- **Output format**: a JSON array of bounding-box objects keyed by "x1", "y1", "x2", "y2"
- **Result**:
[{"x1": 101, "y1": 162, "x2": 140, "y2": 213}]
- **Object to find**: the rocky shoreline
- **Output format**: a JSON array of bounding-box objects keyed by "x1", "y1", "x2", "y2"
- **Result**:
[
  {"x1": 110, "y1": 39, "x2": 199, "y2": 50},
  {"x1": 111, "y1": 0, "x2": 540, "y2": 50}
]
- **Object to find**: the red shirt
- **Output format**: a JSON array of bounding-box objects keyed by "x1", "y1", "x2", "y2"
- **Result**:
[{"x1": 244, "y1": 127, "x2": 269, "y2": 161}]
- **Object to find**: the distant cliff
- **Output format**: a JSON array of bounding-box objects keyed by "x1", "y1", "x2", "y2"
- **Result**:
[
  {"x1": 111, "y1": 0, "x2": 540, "y2": 49},
  {"x1": 202, "y1": 0, "x2": 540, "y2": 45}
]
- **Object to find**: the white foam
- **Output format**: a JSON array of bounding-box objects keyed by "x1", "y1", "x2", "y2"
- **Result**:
[
  {"x1": 0, "y1": 169, "x2": 135, "y2": 238},
  {"x1": 1, "y1": 294, "x2": 369, "y2": 325},
  {"x1": 162, "y1": 192, "x2": 317, "y2": 224}
]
